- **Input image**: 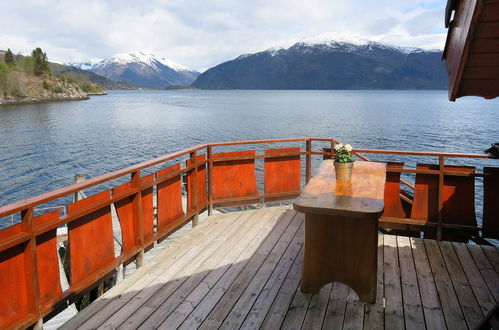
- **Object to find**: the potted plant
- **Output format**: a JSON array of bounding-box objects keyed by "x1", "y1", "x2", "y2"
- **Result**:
[{"x1": 333, "y1": 143, "x2": 355, "y2": 181}]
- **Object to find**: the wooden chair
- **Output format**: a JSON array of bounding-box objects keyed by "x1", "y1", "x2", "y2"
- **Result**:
[
  {"x1": 410, "y1": 164, "x2": 477, "y2": 242},
  {"x1": 380, "y1": 162, "x2": 417, "y2": 236}
]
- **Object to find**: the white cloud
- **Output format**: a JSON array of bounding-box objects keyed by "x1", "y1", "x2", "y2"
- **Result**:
[{"x1": 0, "y1": 0, "x2": 448, "y2": 71}]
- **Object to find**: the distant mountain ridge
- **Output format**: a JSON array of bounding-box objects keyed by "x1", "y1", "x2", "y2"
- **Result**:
[
  {"x1": 192, "y1": 40, "x2": 448, "y2": 90},
  {"x1": 0, "y1": 49, "x2": 130, "y2": 89},
  {"x1": 49, "y1": 63, "x2": 135, "y2": 89},
  {"x1": 69, "y1": 52, "x2": 200, "y2": 88}
]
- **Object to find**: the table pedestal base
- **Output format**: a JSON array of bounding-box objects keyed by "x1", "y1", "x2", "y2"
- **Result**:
[{"x1": 300, "y1": 213, "x2": 378, "y2": 303}]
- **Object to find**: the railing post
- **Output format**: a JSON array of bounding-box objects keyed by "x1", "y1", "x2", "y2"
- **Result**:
[
  {"x1": 306, "y1": 140, "x2": 312, "y2": 183},
  {"x1": 22, "y1": 207, "x2": 43, "y2": 329},
  {"x1": 73, "y1": 174, "x2": 86, "y2": 202},
  {"x1": 437, "y1": 156, "x2": 445, "y2": 241},
  {"x1": 330, "y1": 140, "x2": 335, "y2": 159},
  {"x1": 131, "y1": 170, "x2": 144, "y2": 267},
  {"x1": 190, "y1": 151, "x2": 199, "y2": 226},
  {"x1": 207, "y1": 145, "x2": 213, "y2": 216}
]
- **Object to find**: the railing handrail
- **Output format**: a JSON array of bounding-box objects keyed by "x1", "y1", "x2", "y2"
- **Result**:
[{"x1": 0, "y1": 138, "x2": 494, "y2": 218}]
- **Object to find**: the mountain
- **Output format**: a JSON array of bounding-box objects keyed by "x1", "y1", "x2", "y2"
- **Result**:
[
  {"x1": 70, "y1": 52, "x2": 200, "y2": 88},
  {"x1": 192, "y1": 40, "x2": 448, "y2": 90},
  {"x1": 0, "y1": 50, "x2": 129, "y2": 90},
  {"x1": 1, "y1": 49, "x2": 132, "y2": 90},
  {"x1": 49, "y1": 63, "x2": 136, "y2": 89}
]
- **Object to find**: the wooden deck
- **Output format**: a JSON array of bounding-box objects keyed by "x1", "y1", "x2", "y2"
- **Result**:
[{"x1": 61, "y1": 206, "x2": 499, "y2": 330}]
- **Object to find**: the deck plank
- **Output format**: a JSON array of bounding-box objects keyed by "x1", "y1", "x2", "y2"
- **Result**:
[
  {"x1": 120, "y1": 208, "x2": 272, "y2": 329},
  {"x1": 240, "y1": 244, "x2": 304, "y2": 329},
  {"x1": 96, "y1": 211, "x2": 250, "y2": 329},
  {"x1": 481, "y1": 245, "x2": 499, "y2": 275},
  {"x1": 453, "y1": 242, "x2": 496, "y2": 314},
  {"x1": 362, "y1": 234, "x2": 384, "y2": 330},
  {"x1": 260, "y1": 246, "x2": 303, "y2": 329},
  {"x1": 59, "y1": 211, "x2": 236, "y2": 330},
  {"x1": 383, "y1": 234, "x2": 404, "y2": 330},
  {"x1": 438, "y1": 240, "x2": 483, "y2": 328},
  {"x1": 322, "y1": 282, "x2": 349, "y2": 329},
  {"x1": 146, "y1": 207, "x2": 283, "y2": 330},
  {"x1": 301, "y1": 283, "x2": 332, "y2": 329},
  {"x1": 424, "y1": 239, "x2": 467, "y2": 330},
  {"x1": 342, "y1": 288, "x2": 365, "y2": 330},
  {"x1": 222, "y1": 222, "x2": 304, "y2": 329},
  {"x1": 410, "y1": 238, "x2": 446, "y2": 330},
  {"x1": 279, "y1": 282, "x2": 312, "y2": 330},
  {"x1": 178, "y1": 210, "x2": 300, "y2": 329},
  {"x1": 397, "y1": 235, "x2": 425, "y2": 330},
  {"x1": 467, "y1": 244, "x2": 499, "y2": 302},
  {"x1": 209, "y1": 216, "x2": 304, "y2": 329}
]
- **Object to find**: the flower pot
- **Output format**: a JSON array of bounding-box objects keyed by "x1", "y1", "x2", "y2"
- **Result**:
[{"x1": 334, "y1": 161, "x2": 354, "y2": 181}]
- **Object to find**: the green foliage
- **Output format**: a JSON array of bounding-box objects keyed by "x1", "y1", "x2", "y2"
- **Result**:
[
  {"x1": 0, "y1": 61, "x2": 9, "y2": 77},
  {"x1": 333, "y1": 144, "x2": 355, "y2": 163},
  {"x1": 19, "y1": 56, "x2": 35, "y2": 74},
  {"x1": 52, "y1": 85, "x2": 63, "y2": 93},
  {"x1": 0, "y1": 69, "x2": 23, "y2": 97},
  {"x1": 54, "y1": 73, "x2": 75, "y2": 84},
  {"x1": 79, "y1": 83, "x2": 92, "y2": 93},
  {"x1": 12, "y1": 89, "x2": 23, "y2": 97},
  {"x1": 42, "y1": 79, "x2": 65, "y2": 93},
  {"x1": 5, "y1": 49, "x2": 15, "y2": 67},
  {"x1": 31, "y1": 47, "x2": 50, "y2": 76}
]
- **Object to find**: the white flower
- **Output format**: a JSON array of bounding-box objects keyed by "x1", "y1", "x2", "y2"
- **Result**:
[
  {"x1": 334, "y1": 143, "x2": 343, "y2": 151},
  {"x1": 345, "y1": 144, "x2": 352, "y2": 152}
]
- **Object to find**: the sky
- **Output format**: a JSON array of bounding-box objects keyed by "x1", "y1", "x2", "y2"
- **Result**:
[{"x1": 0, "y1": 0, "x2": 448, "y2": 72}]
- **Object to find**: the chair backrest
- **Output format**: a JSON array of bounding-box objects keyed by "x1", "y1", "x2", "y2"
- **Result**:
[
  {"x1": 383, "y1": 162, "x2": 410, "y2": 219},
  {"x1": 323, "y1": 147, "x2": 332, "y2": 160},
  {"x1": 380, "y1": 162, "x2": 418, "y2": 236},
  {"x1": 411, "y1": 163, "x2": 477, "y2": 242}
]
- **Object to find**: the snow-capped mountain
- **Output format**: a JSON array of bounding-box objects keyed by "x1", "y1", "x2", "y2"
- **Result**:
[
  {"x1": 68, "y1": 52, "x2": 199, "y2": 88},
  {"x1": 65, "y1": 61, "x2": 98, "y2": 71},
  {"x1": 193, "y1": 40, "x2": 447, "y2": 90}
]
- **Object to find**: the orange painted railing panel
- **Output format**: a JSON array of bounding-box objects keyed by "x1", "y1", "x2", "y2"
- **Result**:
[
  {"x1": 212, "y1": 150, "x2": 258, "y2": 201},
  {"x1": 113, "y1": 182, "x2": 137, "y2": 254},
  {"x1": 382, "y1": 162, "x2": 410, "y2": 219},
  {"x1": 411, "y1": 164, "x2": 477, "y2": 241},
  {"x1": 483, "y1": 167, "x2": 499, "y2": 239},
  {"x1": 141, "y1": 174, "x2": 155, "y2": 243},
  {"x1": 156, "y1": 164, "x2": 184, "y2": 231},
  {"x1": 264, "y1": 147, "x2": 301, "y2": 200},
  {"x1": 67, "y1": 191, "x2": 115, "y2": 285},
  {"x1": 34, "y1": 209, "x2": 62, "y2": 305},
  {"x1": 0, "y1": 224, "x2": 30, "y2": 329},
  {"x1": 187, "y1": 154, "x2": 207, "y2": 211}
]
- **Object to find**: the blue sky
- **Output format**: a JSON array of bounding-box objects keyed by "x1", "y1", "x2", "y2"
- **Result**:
[{"x1": 0, "y1": 0, "x2": 448, "y2": 71}]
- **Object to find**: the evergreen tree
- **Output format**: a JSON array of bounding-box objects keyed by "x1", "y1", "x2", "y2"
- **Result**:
[
  {"x1": 31, "y1": 47, "x2": 50, "y2": 76},
  {"x1": 4, "y1": 48, "x2": 15, "y2": 67}
]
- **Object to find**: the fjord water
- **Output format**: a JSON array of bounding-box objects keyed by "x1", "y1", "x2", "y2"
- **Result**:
[{"x1": 0, "y1": 90, "x2": 497, "y2": 224}]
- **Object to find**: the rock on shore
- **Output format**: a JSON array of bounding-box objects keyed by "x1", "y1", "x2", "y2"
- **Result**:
[{"x1": 0, "y1": 73, "x2": 103, "y2": 105}]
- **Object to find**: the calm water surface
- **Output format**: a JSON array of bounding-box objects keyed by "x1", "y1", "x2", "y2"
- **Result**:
[{"x1": 0, "y1": 90, "x2": 497, "y2": 224}]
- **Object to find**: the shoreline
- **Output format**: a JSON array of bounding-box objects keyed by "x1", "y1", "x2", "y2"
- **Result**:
[
  {"x1": 86, "y1": 91, "x2": 107, "y2": 96},
  {"x1": 0, "y1": 95, "x2": 90, "y2": 106},
  {"x1": 0, "y1": 91, "x2": 107, "y2": 106}
]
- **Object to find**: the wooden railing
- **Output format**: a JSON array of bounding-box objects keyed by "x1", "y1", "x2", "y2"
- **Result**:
[{"x1": 0, "y1": 138, "x2": 497, "y2": 329}]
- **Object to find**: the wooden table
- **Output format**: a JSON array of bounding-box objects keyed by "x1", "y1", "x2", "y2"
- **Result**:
[{"x1": 293, "y1": 160, "x2": 386, "y2": 303}]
